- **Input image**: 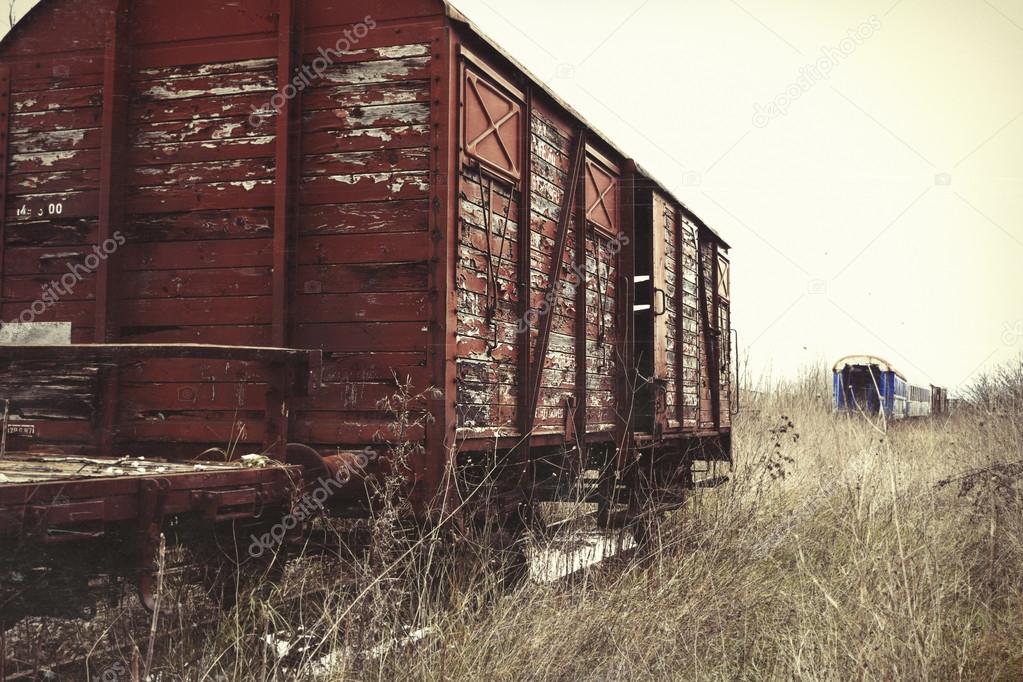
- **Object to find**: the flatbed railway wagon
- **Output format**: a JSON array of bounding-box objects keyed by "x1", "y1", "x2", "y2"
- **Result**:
[{"x1": 0, "y1": 0, "x2": 735, "y2": 622}]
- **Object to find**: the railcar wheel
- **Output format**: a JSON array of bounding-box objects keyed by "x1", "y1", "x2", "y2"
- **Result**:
[
  {"x1": 194, "y1": 526, "x2": 291, "y2": 610},
  {"x1": 457, "y1": 504, "x2": 534, "y2": 591},
  {"x1": 626, "y1": 461, "x2": 691, "y2": 559},
  {"x1": 485, "y1": 522, "x2": 529, "y2": 589}
]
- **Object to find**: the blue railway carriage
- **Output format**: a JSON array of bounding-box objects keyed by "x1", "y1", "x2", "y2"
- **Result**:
[{"x1": 833, "y1": 355, "x2": 946, "y2": 420}]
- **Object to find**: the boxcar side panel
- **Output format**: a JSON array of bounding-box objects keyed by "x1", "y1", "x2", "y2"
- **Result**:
[
  {"x1": 0, "y1": 0, "x2": 447, "y2": 461},
  {"x1": 293, "y1": 33, "x2": 437, "y2": 451},
  {"x1": 528, "y1": 102, "x2": 579, "y2": 437},
  {"x1": 0, "y1": 0, "x2": 113, "y2": 455},
  {"x1": 583, "y1": 156, "x2": 622, "y2": 435},
  {"x1": 453, "y1": 55, "x2": 524, "y2": 435}
]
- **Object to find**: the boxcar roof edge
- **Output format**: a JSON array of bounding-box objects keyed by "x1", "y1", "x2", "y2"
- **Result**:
[{"x1": 443, "y1": 0, "x2": 730, "y2": 248}]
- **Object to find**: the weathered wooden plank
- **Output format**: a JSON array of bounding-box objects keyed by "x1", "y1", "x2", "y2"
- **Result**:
[
  {"x1": 301, "y1": 124, "x2": 429, "y2": 155},
  {"x1": 302, "y1": 102, "x2": 430, "y2": 132},
  {"x1": 129, "y1": 159, "x2": 276, "y2": 188},
  {"x1": 292, "y1": 292, "x2": 429, "y2": 323},
  {"x1": 297, "y1": 44, "x2": 431, "y2": 67},
  {"x1": 293, "y1": 321, "x2": 429, "y2": 352},
  {"x1": 134, "y1": 58, "x2": 277, "y2": 82},
  {"x1": 299, "y1": 170, "x2": 429, "y2": 205},
  {"x1": 122, "y1": 210, "x2": 273, "y2": 242},
  {"x1": 131, "y1": 115, "x2": 274, "y2": 146},
  {"x1": 120, "y1": 296, "x2": 271, "y2": 326},
  {"x1": 296, "y1": 231, "x2": 429, "y2": 265},
  {"x1": 12, "y1": 68, "x2": 105, "y2": 95},
  {"x1": 118, "y1": 420, "x2": 264, "y2": 444},
  {"x1": 10, "y1": 149, "x2": 102, "y2": 174},
  {"x1": 132, "y1": 91, "x2": 277, "y2": 125},
  {"x1": 314, "y1": 56, "x2": 432, "y2": 87},
  {"x1": 129, "y1": 137, "x2": 276, "y2": 166},
  {"x1": 2, "y1": 244, "x2": 102, "y2": 276},
  {"x1": 9, "y1": 128, "x2": 102, "y2": 154},
  {"x1": 302, "y1": 147, "x2": 429, "y2": 177},
  {"x1": 1, "y1": 300, "x2": 93, "y2": 326},
  {"x1": 119, "y1": 382, "x2": 269, "y2": 412},
  {"x1": 292, "y1": 414, "x2": 424, "y2": 445},
  {"x1": 303, "y1": 80, "x2": 429, "y2": 111},
  {"x1": 9, "y1": 168, "x2": 101, "y2": 195},
  {"x1": 295, "y1": 261, "x2": 428, "y2": 294},
  {"x1": 128, "y1": 180, "x2": 275, "y2": 213},
  {"x1": 298, "y1": 200, "x2": 428, "y2": 235},
  {"x1": 3, "y1": 273, "x2": 97, "y2": 301},
  {"x1": 319, "y1": 352, "x2": 428, "y2": 385},
  {"x1": 124, "y1": 266, "x2": 272, "y2": 299},
  {"x1": 297, "y1": 382, "x2": 427, "y2": 412},
  {"x1": 118, "y1": 358, "x2": 272, "y2": 383},
  {"x1": 116, "y1": 324, "x2": 272, "y2": 346},
  {"x1": 10, "y1": 107, "x2": 104, "y2": 135},
  {"x1": 117, "y1": 238, "x2": 273, "y2": 270},
  {"x1": 13, "y1": 86, "x2": 103, "y2": 114},
  {"x1": 133, "y1": 71, "x2": 276, "y2": 103}
]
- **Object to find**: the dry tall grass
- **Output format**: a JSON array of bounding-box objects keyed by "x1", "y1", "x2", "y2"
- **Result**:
[{"x1": 14, "y1": 361, "x2": 1023, "y2": 680}]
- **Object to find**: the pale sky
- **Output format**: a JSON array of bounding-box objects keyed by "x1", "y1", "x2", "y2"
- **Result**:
[{"x1": 6, "y1": 0, "x2": 1023, "y2": 392}]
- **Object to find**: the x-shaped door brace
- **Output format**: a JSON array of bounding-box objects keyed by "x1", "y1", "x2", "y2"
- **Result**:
[
  {"x1": 586, "y1": 161, "x2": 616, "y2": 232},
  {"x1": 466, "y1": 74, "x2": 520, "y2": 177}
]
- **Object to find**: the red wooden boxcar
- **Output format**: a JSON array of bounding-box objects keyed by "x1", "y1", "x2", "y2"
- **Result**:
[{"x1": 0, "y1": 0, "x2": 734, "y2": 619}]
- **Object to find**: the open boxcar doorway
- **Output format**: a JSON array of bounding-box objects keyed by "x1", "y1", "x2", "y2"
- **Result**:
[{"x1": 632, "y1": 189, "x2": 669, "y2": 436}]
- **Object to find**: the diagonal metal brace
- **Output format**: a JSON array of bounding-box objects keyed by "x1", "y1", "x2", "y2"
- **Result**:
[{"x1": 525, "y1": 128, "x2": 588, "y2": 436}]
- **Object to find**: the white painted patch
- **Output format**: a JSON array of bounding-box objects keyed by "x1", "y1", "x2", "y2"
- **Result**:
[
  {"x1": 211, "y1": 121, "x2": 244, "y2": 139},
  {"x1": 375, "y1": 44, "x2": 431, "y2": 59},
  {"x1": 24, "y1": 129, "x2": 87, "y2": 148},
  {"x1": 320, "y1": 57, "x2": 430, "y2": 86},
  {"x1": 141, "y1": 83, "x2": 273, "y2": 101},
  {"x1": 0, "y1": 322, "x2": 72, "y2": 346}
]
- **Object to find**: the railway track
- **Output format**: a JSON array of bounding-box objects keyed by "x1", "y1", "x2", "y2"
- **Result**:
[{"x1": 0, "y1": 517, "x2": 641, "y2": 681}]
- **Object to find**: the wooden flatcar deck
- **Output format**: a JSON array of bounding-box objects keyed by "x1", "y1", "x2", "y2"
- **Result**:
[
  {"x1": 0, "y1": 453, "x2": 256, "y2": 485},
  {"x1": 0, "y1": 453, "x2": 302, "y2": 544}
]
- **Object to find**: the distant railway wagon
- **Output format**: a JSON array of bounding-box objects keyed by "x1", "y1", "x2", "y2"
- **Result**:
[
  {"x1": 833, "y1": 355, "x2": 947, "y2": 420},
  {"x1": 0, "y1": 0, "x2": 735, "y2": 624}
]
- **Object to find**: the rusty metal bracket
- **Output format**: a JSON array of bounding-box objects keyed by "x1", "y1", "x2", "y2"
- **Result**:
[
  {"x1": 137, "y1": 478, "x2": 170, "y2": 612},
  {"x1": 563, "y1": 395, "x2": 578, "y2": 444},
  {"x1": 525, "y1": 127, "x2": 587, "y2": 435},
  {"x1": 197, "y1": 487, "x2": 262, "y2": 523},
  {"x1": 29, "y1": 499, "x2": 107, "y2": 544}
]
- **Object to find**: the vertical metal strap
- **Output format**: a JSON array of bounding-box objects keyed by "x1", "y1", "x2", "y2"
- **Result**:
[
  {"x1": 0, "y1": 65, "x2": 9, "y2": 309},
  {"x1": 271, "y1": 0, "x2": 301, "y2": 349},
  {"x1": 268, "y1": 0, "x2": 303, "y2": 457},
  {"x1": 516, "y1": 87, "x2": 533, "y2": 450},
  {"x1": 96, "y1": 0, "x2": 131, "y2": 342},
  {"x1": 574, "y1": 152, "x2": 588, "y2": 453},
  {"x1": 96, "y1": 0, "x2": 131, "y2": 456},
  {"x1": 425, "y1": 27, "x2": 458, "y2": 519}
]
